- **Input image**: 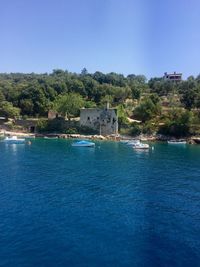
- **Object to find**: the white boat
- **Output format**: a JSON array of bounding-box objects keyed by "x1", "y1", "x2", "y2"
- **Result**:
[
  {"x1": 72, "y1": 140, "x2": 95, "y2": 147},
  {"x1": 44, "y1": 136, "x2": 58, "y2": 139},
  {"x1": 4, "y1": 136, "x2": 25, "y2": 144},
  {"x1": 126, "y1": 140, "x2": 140, "y2": 146},
  {"x1": 120, "y1": 140, "x2": 130, "y2": 144},
  {"x1": 168, "y1": 140, "x2": 186, "y2": 144},
  {"x1": 133, "y1": 143, "x2": 150, "y2": 150}
]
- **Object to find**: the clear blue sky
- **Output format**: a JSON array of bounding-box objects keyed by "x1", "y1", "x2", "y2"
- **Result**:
[{"x1": 1, "y1": 0, "x2": 200, "y2": 78}]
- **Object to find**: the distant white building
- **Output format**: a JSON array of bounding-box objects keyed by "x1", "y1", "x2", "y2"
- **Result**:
[
  {"x1": 164, "y1": 72, "x2": 182, "y2": 82},
  {"x1": 80, "y1": 105, "x2": 118, "y2": 136}
]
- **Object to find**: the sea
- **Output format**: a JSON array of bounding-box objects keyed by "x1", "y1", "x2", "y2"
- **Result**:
[{"x1": 0, "y1": 139, "x2": 200, "y2": 267}]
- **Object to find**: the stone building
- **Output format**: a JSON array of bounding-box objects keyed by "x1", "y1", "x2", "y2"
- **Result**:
[
  {"x1": 80, "y1": 106, "x2": 118, "y2": 135},
  {"x1": 15, "y1": 119, "x2": 38, "y2": 133},
  {"x1": 48, "y1": 110, "x2": 64, "y2": 120}
]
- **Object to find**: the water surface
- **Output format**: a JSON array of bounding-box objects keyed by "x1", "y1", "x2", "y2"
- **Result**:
[{"x1": 0, "y1": 140, "x2": 200, "y2": 267}]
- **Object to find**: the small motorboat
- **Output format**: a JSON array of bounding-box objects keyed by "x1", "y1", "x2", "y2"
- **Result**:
[
  {"x1": 126, "y1": 140, "x2": 140, "y2": 146},
  {"x1": 133, "y1": 142, "x2": 150, "y2": 150},
  {"x1": 4, "y1": 136, "x2": 25, "y2": 144},
  {"x1": 72, "y1": 140, "x2": 95, "y2": 147},
  {"x1": 120, "y1": 140, "x2": 130, "y2": 144},
  {"x1": 168, "y1": 140, "x2": 186, "y2": 144},
  {"x1": 44, "y1": 136, "x2": 58, "y2": 139}
]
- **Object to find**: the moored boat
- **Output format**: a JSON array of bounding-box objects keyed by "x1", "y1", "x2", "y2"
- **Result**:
[
  {"x1": 126, "y1": 140, "x2": 140, "y2": 146},
  {"x1": 168, "y1": 140, "x2": 186, "y2": 144},
  {"x1": 4, "y1": 136, "x2": 25, "y2": 144},
  {"x1": 44, "y1": 136, "x2": 58, "y2": 139},
  {"x1": 133, "y1": 143, "x2": 150, "y2": 150},
  {"x1": 120, "y1": 140, "x2": 130, "y2": 144},
  {"x1": 72, "y1": 140, "x2": 95, "y2": 147}
]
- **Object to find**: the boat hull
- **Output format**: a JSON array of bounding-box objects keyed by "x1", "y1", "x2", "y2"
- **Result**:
[
  {"x1": 72, "y1": 140, "x2": 95, "y2": 147},
  {"x1": 72, "y1": 144, "x2": 95, "y2": 147},
  {"x1": 3, "y1": 136, "x2": 25, "y2": 144},
  {"x1": 4, "y1": 140, "x2": 25, "y2": 144},
  {"x1": 168, "y1": 141, "x2": 186, "y2": 144},
  {"x1": 133, "y1": 142, "x2": 150, "y2": 149}
]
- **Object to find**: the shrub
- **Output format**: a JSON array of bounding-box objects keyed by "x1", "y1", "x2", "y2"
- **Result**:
[
  {"x1": 65, "y1": 128, "x2": 77, "y2": 134},
  {"x1": 130, "y1": 122, "x2": 141, "y2": 136},
  {"x1": 78, "y1": 125, "x2": 98, "y2": 135},
  {"x1": 142, "y1": 122, "x2": 156, "y2": 135},
  {"x1": 36, "y1": 119, "x2": 48, "y2": 132}
]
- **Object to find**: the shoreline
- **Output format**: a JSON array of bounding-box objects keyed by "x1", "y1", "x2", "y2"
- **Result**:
[{"x1": 1, "y1": 129, "x2": 200, "y2": 144}]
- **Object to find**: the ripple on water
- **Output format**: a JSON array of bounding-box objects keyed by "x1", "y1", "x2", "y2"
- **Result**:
[{"x1": 0, "y1": 140, "x2": 200, "y2": 267}]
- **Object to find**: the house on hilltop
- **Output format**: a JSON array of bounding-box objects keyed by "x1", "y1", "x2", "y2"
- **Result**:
[{"x1": 164, "y1": 72, "x2": 182, "y2": 82}]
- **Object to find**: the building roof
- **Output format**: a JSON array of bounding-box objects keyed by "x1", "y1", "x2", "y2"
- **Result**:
[{"x1": 164, "y1": 72, "x2": 182, "y2": 76}]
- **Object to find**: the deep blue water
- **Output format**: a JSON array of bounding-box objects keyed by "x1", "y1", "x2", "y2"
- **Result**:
[{"x1": 0, "y1": 139, "x2": 200, "y2": 267}]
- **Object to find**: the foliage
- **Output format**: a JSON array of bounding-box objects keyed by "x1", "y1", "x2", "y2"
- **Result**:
[
  {"x1": 130, "y1": 122, "x2": 141, "y2": 136},
  {"x1": 133, "y1": 96, "x2": 161, "y2": 122},
  {"x1": 65, "y1": 128, "x2": 77, "y2": 134},
  {"x1": 117, "y1": 104, "x2": 129, "y2": 129},
  {"x1": 0, "y1": 91, "x2": 5, "y2": 103},
  {"x1": 77, "y1": 125, "x2": 98, "y2": 135},
  {"x1": 158, "y1": 109, "x2": 193, "y2": 137},
  {"x1": 0, "y1": 101, "x2": 20, "y2": 119},
  {"x1": 180, "y1": 85, "x2": 200, "y2": 110},
  {"x1": 36, "y1": 119, "x2": 49, "y2": 132},
  {"x1": 0, "y1": 71, "x2": 148, "y2": 117},
  {"x1": 84, "y1": 100, "x2": 97, "y2": 108},
  {"x1": 100, "y1": 95, "x2": 113, "y2": 107},
  {"x1": 53, "y1": 93, "x2": 84, "y2": 120},
  {"x1": 1, "y1": 70, "x2": 200, "y2": 137},
  {"x1": 37, "y1": 118, "x2": 67, "y2": 133},
  {"x1": 142, "y1": 121, "x2": 156, "y2": 135}
]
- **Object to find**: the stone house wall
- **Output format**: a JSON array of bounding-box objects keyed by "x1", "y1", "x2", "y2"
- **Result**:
[{"x1": 80, "y1": 108, "x2": 118, "y2": 135}]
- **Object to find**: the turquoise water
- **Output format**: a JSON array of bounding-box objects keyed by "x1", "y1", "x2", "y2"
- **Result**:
[{"x1": 0, "y1": 139, "x2": 200, "y2": 267}]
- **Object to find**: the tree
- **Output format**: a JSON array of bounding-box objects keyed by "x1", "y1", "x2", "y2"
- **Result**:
[
  {"x1": 0, "y1": 91, "x2": 5, "y2": 103},
  {"x1": 117, "y1": 104, "x2": 129, "y2": 129},
  {"x1": 84, "y1": 100, "x2": 96, "y2": 108},
  {"x1": 113, "y1": 86, "x2": 131, "y2": 103},
  {"x1": 92, "y1": 71, "x2": 106, "y2": 84},
  {"x1": 149, "y1": 93, "x2": 160, "y2": 105},
  {"x1": 105, "y1": 72, "x2": 126, "y2": 87},
  {"x1": 133, "y1": 97, "x2": 161, "y2": 122},
  {"x1": 19, "y1": 86, "x2": 49, "y2": 116},
  {"x1": 127, "y1": 74, "x2": 147, "y2": 84},
  {"x1": 19, "y1": 99, "x2": 34, "y2": 115},
  {"x1": 130, "y1": 85, "x2": 141, "y2": 100},
  {"x1": 81, "y1": 76, "x2": 98, "y2": 100},
  {"x1": 159, "y1": 109, "x2": 193, "y2": 137},
  {"x1": 100, "y1": 95, "x2": 113, "y2": 108},
  {"x1": 69, "y1": 79, "x2": 86, "y2": 96},
  {"x1": 81, "y1": 68, "x2": 88, "y2": 76},
  {"x1": 0, "y1": 101, "x2": 20, "y2": 119},
  {"x1": 181, "y1": 87, "x2": 198, "y2": 110},
  {"x1": 53, "y1": 93, "x2": 84, "y2": 120}
]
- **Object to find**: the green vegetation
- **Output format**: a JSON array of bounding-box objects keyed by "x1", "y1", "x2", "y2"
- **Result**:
[
  {"x1": 1, "y1": 69, "x2": 200, "y2": 137},
  {"x1": 53, "y1": 92, "x2": 84, "y2": 120},
  {"x1": 0, "y1": 101, "x2": 20, "y2": 120},
  {"x1": 133, "y1": 94, "x2": 161, "y2": 122}
]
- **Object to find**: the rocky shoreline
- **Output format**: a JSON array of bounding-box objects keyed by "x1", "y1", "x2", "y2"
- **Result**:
[{"x1": 1, "y1": 129, "x2": 200, "y2": 144}]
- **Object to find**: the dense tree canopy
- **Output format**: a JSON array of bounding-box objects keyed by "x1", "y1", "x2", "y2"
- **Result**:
[
  {"x1": 53, "y1": 93, "x2": 84, "y2": 120},
  {"x1": 0, "y1": 71, "x2": 148, "y2": 117},
  {"x1": 1, "y1": 70, "x2": 200, "y2": 137},
  {"x1": 0, "y1": 101, "x2": 20, "y2": 119},
  {"x1": 133, "y1": 96, "x2": 161, "y2": 122}
]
